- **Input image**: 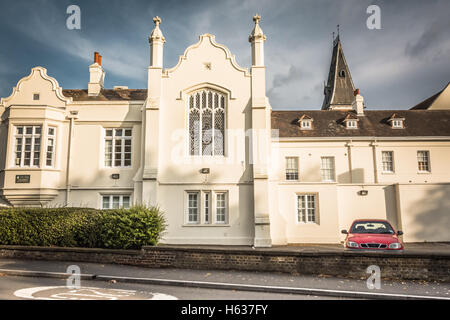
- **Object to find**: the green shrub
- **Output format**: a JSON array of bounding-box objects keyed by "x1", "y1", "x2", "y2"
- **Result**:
[{"x1": 0, "y1": 206, "x2": 166, "y2": 249}]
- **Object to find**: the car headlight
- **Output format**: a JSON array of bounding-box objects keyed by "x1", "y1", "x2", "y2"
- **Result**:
[
  {"x1": 389, "y1": 242, "x2": 402, "y2": 249},
  {"x1": 347, "y1": 241, "x2": 359, "y2": 248}
]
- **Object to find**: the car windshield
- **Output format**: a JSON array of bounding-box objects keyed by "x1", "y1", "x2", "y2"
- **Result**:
[{"x1": 350, "y1": 221, "x2": 395, "y2": 234}]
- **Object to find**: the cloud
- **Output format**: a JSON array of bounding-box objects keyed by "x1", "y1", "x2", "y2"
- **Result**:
[
  {"x1": 405, "y1": 19, "x2": 450, "y2": 61},
  {"x1": 268, "y1": 65, "x2": 309, "y2": 97}
]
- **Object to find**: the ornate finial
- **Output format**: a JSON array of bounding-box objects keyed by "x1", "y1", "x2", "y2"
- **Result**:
[
  {"x1": 332, "y1": 31, "x2": 335, "y2": 41},
  {"x1": 153, "y1": 16, "x2": 162, "y2": 26},
  {"x1": 337, "y1": 24, "x2": 340, "y2": 36},
  {"x1": 249, "y1": 14, "x2": 266, "y2": 43},
  {"x1": 150, "y1": 16, "x2": 165, "y2": 43}
]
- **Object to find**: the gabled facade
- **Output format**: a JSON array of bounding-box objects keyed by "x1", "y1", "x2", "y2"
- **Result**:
[{"x1": 1, "y1": 17, "x2": 449, "y2": 246}]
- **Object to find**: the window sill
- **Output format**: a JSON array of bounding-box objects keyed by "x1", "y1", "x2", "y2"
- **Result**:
[
  {"x1": 6, "y1": 167, "x2": 60, "y2": 172},
  {"x1": 417, "y1": 171, "x2": 431, "y2": 174},
  {"x1": 381, "y1": 171, "x2": 395, "y2": 175},
  {"x1": 182, "y1": 223, "x2": 230, "y2": 227},
  {"x1": 296, "y1": 222, "x2": 319, "y2": 226}
]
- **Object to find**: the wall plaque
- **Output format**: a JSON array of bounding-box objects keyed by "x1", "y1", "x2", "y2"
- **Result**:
[{"x1": 15, "y1": 175, "x2": 30, "y2": 183}]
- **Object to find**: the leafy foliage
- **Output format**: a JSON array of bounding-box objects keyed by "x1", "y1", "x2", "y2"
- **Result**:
[{"x1": 0, "y1": 206, "x2": 166, "y2": 249}]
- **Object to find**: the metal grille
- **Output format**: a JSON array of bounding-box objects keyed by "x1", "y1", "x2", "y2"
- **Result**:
[
  {"x1": 360, "y1": 243, "x2": 387, "y2": 249},
  {"x1": 188, "y1": 89, "x2": 225, "y2": 156},
  {"x1": 189, "y1": 109, "x2": 200, "y2": 155}
]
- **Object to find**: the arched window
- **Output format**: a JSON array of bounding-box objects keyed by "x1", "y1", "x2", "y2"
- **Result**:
[{"x1": 188, "y1": 89, "x2": 225, "y2": 156}]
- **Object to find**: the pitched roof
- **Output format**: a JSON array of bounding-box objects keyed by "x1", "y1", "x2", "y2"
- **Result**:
[
  {"x1": 322, "y1": 36, "x2": 356, "y2": 110},
  {"x1": 62, "y1": 89, "x2": 147, "y2": 101},
  {"x1": 411, "y1": 83, "x2": 450, "y2": 110},
  {"x1": 271, "y1": 110, "x2": 450, "y2": 138}
]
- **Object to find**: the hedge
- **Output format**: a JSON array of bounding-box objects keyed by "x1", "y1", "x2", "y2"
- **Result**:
[{"x1": 0, "y1": 205, "x2": 167, "y2": 249}]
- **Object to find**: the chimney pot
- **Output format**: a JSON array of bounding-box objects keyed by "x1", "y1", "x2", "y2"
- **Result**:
[
  {"x1": 94, "y1": 52, "x2": 99, "y2": 64},
  {"x1": 98, "y1": 55, "x2": 102, "y2": 66},
  {"x1": 354, "y1": 88, "x2": 360, "y2": 96}
]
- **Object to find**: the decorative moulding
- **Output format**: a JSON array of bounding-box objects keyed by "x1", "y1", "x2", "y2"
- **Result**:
[
  {"x1": 163, "y1": 34, "x2": 250, "y2": 78},
  {"x1": 177, "y1": 82, "x2": 236, "y2": 101},
  {"x1": 1, "y1": 66, "x2": 72, "y2": 107}
]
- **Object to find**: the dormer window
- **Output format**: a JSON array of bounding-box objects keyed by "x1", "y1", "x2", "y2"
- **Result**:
[
  {"x1": 387, "y1": 114, "x2": 405, "y2": 129},
  {"x1": 298, "y1": 114, "x2": 313, "y2": 130},
  {"x1": 339, "y1": 70, "x2": 346, "y2": 78},
  {"x1": 346, "y1": 120, "x2": 358, "y2": 129},
  {"x1": 392, "y1": 120, "x2": 404, "y2": 128},
  {"x1": 343, "y1": 113, "x2": 359, "y2": 129}
]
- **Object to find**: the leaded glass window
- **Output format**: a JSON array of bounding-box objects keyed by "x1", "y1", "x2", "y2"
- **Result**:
[{"x1": 188, "y1": 89, "x2": 225, "y2": 156}]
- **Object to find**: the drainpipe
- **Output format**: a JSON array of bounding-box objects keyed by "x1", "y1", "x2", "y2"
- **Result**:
[
  {"x1": 65, "y1": 111, "x2": 78, "y2": 206},
  {"x1": 371, "y1": 139, "x2": 379, "y2": 184},
  {"x1": 346, "y1": 140, "x2": 353, "y2": 183}
]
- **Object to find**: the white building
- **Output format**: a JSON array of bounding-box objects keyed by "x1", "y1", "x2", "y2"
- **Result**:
[{"x1": 1, "y1": 16, "x2": 449, "y2": 246}]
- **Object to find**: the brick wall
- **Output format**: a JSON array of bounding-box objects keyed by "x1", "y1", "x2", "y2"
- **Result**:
[{"x1": 0, "y1": 245, "x2": 449, "y2": 282}]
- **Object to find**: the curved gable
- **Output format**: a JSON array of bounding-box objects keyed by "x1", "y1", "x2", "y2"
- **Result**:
[
  {"x1": 1, "y1": 67, "x2": 71, "y2": 109},
  {"x1": 163, "y1": 34, "x2": 250, "y2": 78}
]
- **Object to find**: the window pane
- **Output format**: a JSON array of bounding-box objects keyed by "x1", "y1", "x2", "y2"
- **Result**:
[
  {"x1": 122, "y1": 196, "x2": 130, "y2": 209},
  {"x1": 104, "y1": 128, "x2": 132, "y2": 167},
  {"x1": 112, "y1": 196, "x2": 120, "y2": 209},
  {"x1": 188, "y1": 193, "x2": 199, "y2": 223},
  {"x1": 216, "y1": 193, "x2": 226, "y2": 223},
  {"x1": 382, "y1": 151, "x2": 394, "y2": 172},
  {"x1": 297, "y1": 195, "x2": 316, "y2": 223},
  {"x1": 286, "y1": 157, "x2": 299, "y2": 180},
  {"x1": 417, "y1": 151, "x2": 430, "y2": 172},
  {"x1": 102, "y1": 196, "x2": 110, "y2": 209},
  {"x1": 204, "y1": 193, "x2": 210, "y2": 223},
  {"x1": 320, "y1": 157, "x2": 335, "y2": 181}
]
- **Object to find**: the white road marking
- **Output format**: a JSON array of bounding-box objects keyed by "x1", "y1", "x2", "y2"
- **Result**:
[{"x1": 13, "y1": 286, "x2": 178, "y2": 300}]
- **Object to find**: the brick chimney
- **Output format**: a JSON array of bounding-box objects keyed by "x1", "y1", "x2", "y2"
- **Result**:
[{"x1": 88, "y1": 52, "x2": 105, "y2": 96}]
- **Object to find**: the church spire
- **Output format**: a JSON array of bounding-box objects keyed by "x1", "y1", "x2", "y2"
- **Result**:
[{"x1": 322, "y1": 33, "x2": 356, "y2": 110}]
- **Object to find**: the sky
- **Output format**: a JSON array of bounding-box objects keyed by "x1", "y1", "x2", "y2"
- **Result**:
[{"x1": 0, "y1": 0, "x2": 449, "y2": 110}]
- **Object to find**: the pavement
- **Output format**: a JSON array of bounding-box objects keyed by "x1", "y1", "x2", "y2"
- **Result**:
[
  {"x1": 155, "y1": 242, "x2": 450, "y2": 256},
  {"x1": 0, "y1": 258, "x2": 449, "y2": 300}
]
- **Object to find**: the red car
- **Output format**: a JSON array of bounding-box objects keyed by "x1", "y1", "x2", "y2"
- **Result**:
[{"x1": 341, "y1": 219, "x2": 404, "y2": 250}]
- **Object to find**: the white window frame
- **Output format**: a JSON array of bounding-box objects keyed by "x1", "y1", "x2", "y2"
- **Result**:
[
  {"x1": 381, "y1": 151, "x2": 394, "y2": 173},
  {"x1": 45, "y1": 126, "x2": 56, "y2": 167},
  {"x1": 285, "y1": 157, "x2": 299, "y2": 181},
  {"x1": 417, "y1": 150, "x2": 431, "y2": 173},
  {"x1": 187, "y1": 192, "x2": 200, "y2": 224},
  {"x1": 346, "y1": 120, "x2": 358, "y2": 129},
  {"x1": 101, "y1": 194, "x2": 132, "y2": 209},
  {"x1": 203, "y1": 191, "x2": 211, "y2": 224},
  {"x1": 296, "y1": 194, "x2": 318, "y2": 224},
  {"x1": 104, "y1": 128, "x2": 132, "y2": 168},
  {"x1": 215, "y1": 192, "x2": 227, "y2": 224},
  {"x1": 391, "y1": 119, "x2": 404, "y2": 129},
  {"x1": 320, "y1": 156, "x2": 336, "y2": 182},
  {"x1": 300, "y1": 120, "x2": 312, "y2": 130},
  {"x1": 14, "y1": 125, "x2": 42, "y2": 168},
  {"x1": 185, "y1": 190, "x2": 228, "y2": 225}
]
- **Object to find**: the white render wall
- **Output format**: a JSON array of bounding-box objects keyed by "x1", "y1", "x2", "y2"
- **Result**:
[{"x1": 0, "y1": 34, "x2": 449, "y2": 245}]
